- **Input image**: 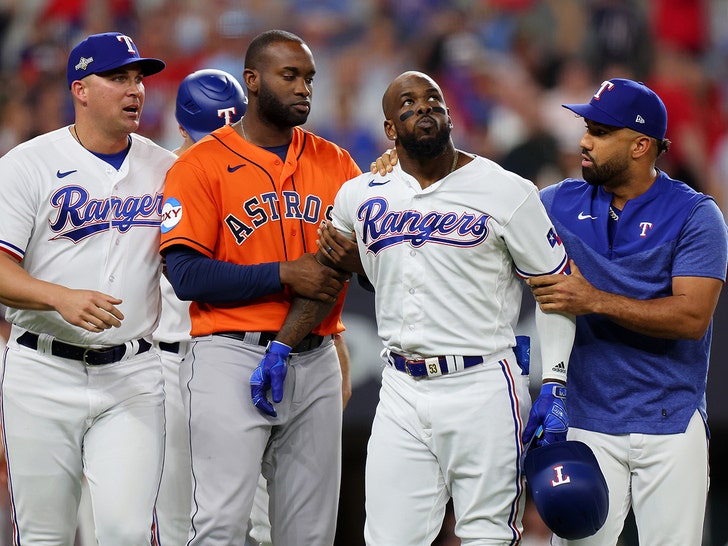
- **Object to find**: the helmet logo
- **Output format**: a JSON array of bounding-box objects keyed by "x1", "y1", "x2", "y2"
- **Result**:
[
  {"x1": 550, "y1": 465, "x2": 572, "y2": 487},
  {"x1": 218, "y1": 106, "x2": 238, "y2": 126}
]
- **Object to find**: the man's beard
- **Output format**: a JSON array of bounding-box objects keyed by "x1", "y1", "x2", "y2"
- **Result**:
[
  {"x1": 397, "y1": 122, "x2": 451, "y2": 160},
  {"x1": 258, "y1": 84, "x2": 310, "y2": 128},
  {"x1": 582, "y1": 154, "x2": 629, "y2": 187}
]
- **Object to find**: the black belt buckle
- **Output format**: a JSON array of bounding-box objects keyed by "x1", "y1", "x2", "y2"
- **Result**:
[{"x1": 82, "y1": 346, "x2": 116, "y2": 366}]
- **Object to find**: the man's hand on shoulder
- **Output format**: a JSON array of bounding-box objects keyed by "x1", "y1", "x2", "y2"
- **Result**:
[{"x1": 370, "y1": 148, "x2": 398, "y2": 176}]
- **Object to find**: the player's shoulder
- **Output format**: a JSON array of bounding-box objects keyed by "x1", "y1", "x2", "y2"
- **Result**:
[
  {"x1": 299, "y1": 127, "x2": 344, "y2": 150},
  {"x1": 298, "y1": 128, "x2": 357, "y2": 161},
  {"x1": 656, "y1": 170, "x2": 708, "y2": 206},
  {"x1": 468, "y1": 154, "x2": 537, "y2": 190},
  {"x1": 537, "y1": 178, "x2": 592, "y2": 216},
  {"x1": 131, "y1": 133, "x2": 177, "y2": 158},
  {"x1": 342, "y1": 170, "x2": 377, "y2": 189},
  {"x1": 0, "y1": 128, "x2": 76, "y2": 175},
  {"x1": 4, "y1": 127, "x2": 69, "y2": 155},
  {"x1": 460, "y1": 155, "x2": 541, "y2": 208}
]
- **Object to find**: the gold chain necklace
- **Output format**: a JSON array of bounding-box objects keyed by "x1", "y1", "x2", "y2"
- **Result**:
[
  {"x1": 449, "y1": 150, "x2": 459, "y2": 174},
  {"x1": 72, "y1": 125, "x2": 87, "y2": 150},
  {"x1": 608, "y1": 206, "x2": 620, "y2": 222}
]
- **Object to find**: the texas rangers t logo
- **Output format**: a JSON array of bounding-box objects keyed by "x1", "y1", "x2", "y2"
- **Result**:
[
  {"x1": 218, "y1": 107, "x2": 238, "y2": 125},
  {"x1": 550, "y1": 465, "x2": 571, "y2": 487},
  {"x1": 639, "y1": 222, "x2": 653, "y2": 238},
  {"x1": 593, "y1": 81, "x2": 615, "y2": 101}
]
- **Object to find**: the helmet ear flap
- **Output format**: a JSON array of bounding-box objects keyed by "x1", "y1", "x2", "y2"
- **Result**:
[{"x1": 524, "y1": 440, "x2": 609, "y2": 540}]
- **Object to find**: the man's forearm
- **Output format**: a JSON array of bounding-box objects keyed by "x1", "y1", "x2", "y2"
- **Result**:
[
  {"x1": 276, "y1": 296, "x2": 337, "y2": 347},
  {"x1": 275, "y1": 248, "x2": 341, "y2": 347}
]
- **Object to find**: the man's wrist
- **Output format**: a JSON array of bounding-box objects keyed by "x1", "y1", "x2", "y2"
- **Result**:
[{"x1": 268, "y1": 340, "x2": 292, "y2": 356}]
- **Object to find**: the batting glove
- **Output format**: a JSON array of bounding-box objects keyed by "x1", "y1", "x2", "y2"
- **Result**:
[
  {"x1": 250, "y1": 341, "x2": 291, "y2": 417},
  {"x1": 523, "y1": 382, "x2": 568, "y2": 448}
]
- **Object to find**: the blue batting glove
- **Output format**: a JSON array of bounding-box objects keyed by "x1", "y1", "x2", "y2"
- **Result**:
[
  {"x1": 250, "y1": 341, "x2": 291, "y2": 417},
  {"x1": 523, "y1": 382, "x2": 568, "y2": 447}
]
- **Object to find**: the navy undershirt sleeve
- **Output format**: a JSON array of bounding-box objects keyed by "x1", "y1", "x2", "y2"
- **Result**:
[{"x1": 164, "y1": 246, "x2": 282, "y2": 303}]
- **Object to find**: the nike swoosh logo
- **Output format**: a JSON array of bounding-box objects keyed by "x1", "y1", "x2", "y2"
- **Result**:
[
  {"x1": 368, "y1": 179, "x2": 390, "y2": 187},
  {"x1": 56, "y1": 169, "x2": 77, "y2": 178},
  {"x1": 227, "y1": 164, "x2": 245, "y2": 173},
  {"x1": 578, "y1": 212, "x2": 597, "y2": 220}
]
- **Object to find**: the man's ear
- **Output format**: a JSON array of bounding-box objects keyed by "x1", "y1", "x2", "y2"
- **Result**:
[
  {"x1": 71, "y1": 80, "x2": 88, "y2": 104},
  {"x1": 243, "y1": 68, "x2": 258, "y2": 94},
  {"x1": 384, "y1": 120, "x2": 396, "y2": 142},
  {"x1": 632, "y1": 135, "x2": 654, "y2": 159}
]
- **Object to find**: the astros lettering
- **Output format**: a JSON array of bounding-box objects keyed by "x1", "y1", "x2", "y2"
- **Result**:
[{"x1": 161, "y1": 191, "x2": 331, "y2": 244}]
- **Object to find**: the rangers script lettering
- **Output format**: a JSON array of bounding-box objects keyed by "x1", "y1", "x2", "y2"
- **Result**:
[
  {"x1": 49, "y1": 186, "x2": 164, "y2": 242},
  {"x1": 358, "y1": 197, "x2": 489, "y2": 254}
]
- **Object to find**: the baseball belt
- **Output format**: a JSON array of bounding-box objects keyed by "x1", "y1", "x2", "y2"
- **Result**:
[
  {"x1": 17, "y1": 331, "x2": 152, "y2": 366},
  {"x1": 215, "y1": 331, "x2": 331, "y2": 353},
  {"x1": 157, "y1": 340, "x2": 190, "y2": 355},
  {"x1": 159, "y1": 341, "x2": 181, "y2": 353},
  {"x1": 388, "y1": 352, "x2": 484, "y2": 378}
]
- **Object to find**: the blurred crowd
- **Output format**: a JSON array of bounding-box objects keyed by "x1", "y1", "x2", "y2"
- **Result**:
[{"x1": 1, "y1": 0, "x2": 728, "y2": 210}]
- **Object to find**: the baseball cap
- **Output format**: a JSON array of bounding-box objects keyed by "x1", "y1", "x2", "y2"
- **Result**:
[
  {"x1": 562, "y1": 78, "x2": 667, "y2": 140},
  {"x1": 66, "y1": 32, "x2": 165, "y2": 88}
]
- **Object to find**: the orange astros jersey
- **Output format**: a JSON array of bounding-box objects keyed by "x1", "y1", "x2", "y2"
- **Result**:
[{"x1": 160, "y1": 124, "x2": 362, "y2": 337}]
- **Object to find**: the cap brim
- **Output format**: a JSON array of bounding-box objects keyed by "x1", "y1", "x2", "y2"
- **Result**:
[
  {"x1": 126, "y1": 57, "x2": 166, "y2": 77},
  {"x1": 92, "y1": 57, "x2": 166, "y2": 78},
  {"x1": 562, "y1": 103, "x2": 625, "y2": 129}
]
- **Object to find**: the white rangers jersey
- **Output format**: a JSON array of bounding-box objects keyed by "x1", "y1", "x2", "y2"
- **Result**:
[
  {"x1": 153, "y1": 275, "x2": 191, "y2": 343},
  {"x1": 0, "y1": 126, "x2": 176, "y2": 345},
  {"x1": 332, "y1": 156, "x2": 568, "y2": 359}
]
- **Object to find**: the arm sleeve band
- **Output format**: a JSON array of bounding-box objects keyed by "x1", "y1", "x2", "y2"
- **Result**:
[
  {"x1": 535, "y1": 304, "x2": 575, "y2": 383},
  {"x1": 164, "y1": 246, "x2": 281, "y2": 303}
]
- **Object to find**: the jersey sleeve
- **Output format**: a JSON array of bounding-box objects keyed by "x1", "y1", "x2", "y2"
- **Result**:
[
  {"x1": 160, "y1": 157, "x2": 220, "y2": 257},
  {"x1": 330, "y1": 174, "x2": 363, "y2": 235},
  {"x1": 503, "y1": 187, "x2": 569, "y2": 278},
  {"x1": 672, "y1": 198, "x2": 728, "y2": 281},
  {"x1": 0, "y1": 151, "x2": 39, "y2": 260}
]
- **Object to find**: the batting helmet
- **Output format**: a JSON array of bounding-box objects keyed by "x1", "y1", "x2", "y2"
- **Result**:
[
  {"x1": 523, "y1": 440, "x2": 609, "y2": 540},
  {"x1": 175, "y1": 69, "x2": 247, "y2": 142}
]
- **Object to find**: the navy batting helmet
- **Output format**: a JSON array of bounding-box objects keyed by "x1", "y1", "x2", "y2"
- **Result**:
[
  {"x1": 176, "y1": 69, "x2": 247, "y2": 142},
  {"x1": 524, "y1": 440, "x2": 609, "y2": 540}
]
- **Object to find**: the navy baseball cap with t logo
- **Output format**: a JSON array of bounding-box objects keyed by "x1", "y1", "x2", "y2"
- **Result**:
[
  {"x1": 66, "y1": 32, "x2": 165, "y2": 88},
  {"x1": 562, "y1": 78, "x2": 667, "y2": 140}
]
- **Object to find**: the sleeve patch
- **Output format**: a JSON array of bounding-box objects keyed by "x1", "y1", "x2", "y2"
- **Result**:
[
  {"x1": 547, "y1": 227, "x2": 562, "y2": 247},
  {"x1": 161, "y1": 197, "x2": 183, "y2": 234}
]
